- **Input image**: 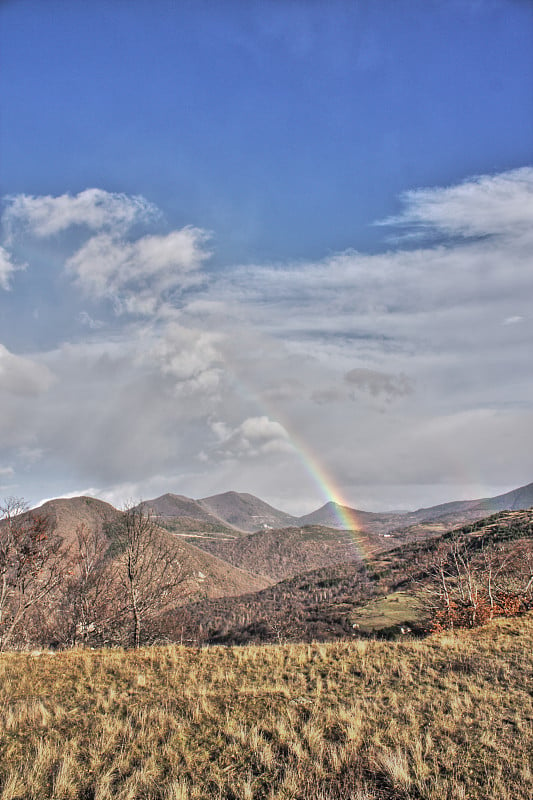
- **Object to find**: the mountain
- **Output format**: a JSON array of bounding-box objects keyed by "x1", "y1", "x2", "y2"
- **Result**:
[
  {"x1": 388, "y1": 480, "x2": 533, "y2": 540},
  {"x1": 140, "y1": 493, "x2": 238, "y2": 534},
  {"x1": 27, "y1": 496, "x2": 271, "y2": 600},
  {"x1": 198, "y1": 491, "x2": 299, "y2": 532},
  {"x1": 136, "y1": 484, "x2": 533, "y2": 560},
  {"x1": 298, "y1": 502, "x2": 404, "y2": 533},
  {"x1": 140, "y1": 491, "x2": 298, "y2": 534},
  {"x1": 409, "y1": 481, "x2": 533, "y2": 520},
  {"x1": 295, "y1": 482, "x2": 533, "y2": 537}
]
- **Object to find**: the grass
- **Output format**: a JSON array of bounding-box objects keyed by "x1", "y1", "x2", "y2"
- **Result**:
[
  {"x1": 349, "y1": 591, "x2": 426, "y2": 634},
  {"x1": 0, "y1": 614, "x2": 532, "y2": 799}
]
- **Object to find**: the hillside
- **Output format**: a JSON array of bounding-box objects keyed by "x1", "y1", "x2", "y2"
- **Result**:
[
  {"x1": 5, "y1": 491, "x2": 530, "y2": 649},
  {"x1": 1, "y1": 614, "x2": 531, "y2": 799},
  {"x1": 199, "y1": 490, "x2": 299, "y2": 532},
  {"x1": 29, "y1": 496, "x2": 269, "y2": 597},
  {"x1": 194, "y1": 523, "x2": 402, "y2": 582},
  {"x1": 166, "y1": 508, "x2": 533, "y2": 645}
]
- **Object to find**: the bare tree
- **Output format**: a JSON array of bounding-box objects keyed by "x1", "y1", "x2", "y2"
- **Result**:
[
  {"x1": 421, "y1": 527, "x2": 533, "y2": 631},
  {"x1": 58, "y1": 523, "x2": 111, "y2": 646},
  {"x1": 109, "y1": 503, "x2": 190, "y2": 648},
  {"x1": 0, "y1": 497, "x2": 62, "y2": 650}
]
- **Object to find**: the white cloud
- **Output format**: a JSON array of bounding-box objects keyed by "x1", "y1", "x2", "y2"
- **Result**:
[
  {"x1": 3, "y1": 188, "x2": 158, "y2": 238},
  {"x1": 239, "y1": 415, "x2": 289, "y2": 442},
  {"x1": 382, "y1": 166, "x2": 533, "y2": 238},
  {"x1": 0, "y1": 344, "x2": 54, "y2": 396},
  {"x1": 211, "y1": 415, "x2": 292, "y2": 459},
  {"x1": 0, "y1": 245, "x2": 24, "y2": 289},
  {"x1": 208, "y1": 168, "x2": 533, "y2": 383},
  {"x1": 66, "y1": 227, "x2": 211, "y2": 311},
  {"x1": 141, "y1": 321, "x2": 222, "y2": 396}
]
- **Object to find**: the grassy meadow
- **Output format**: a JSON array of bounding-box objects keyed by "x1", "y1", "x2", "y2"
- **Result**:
[{"x1": 1, "y1": 614, "x2": 532, "y2": 800}]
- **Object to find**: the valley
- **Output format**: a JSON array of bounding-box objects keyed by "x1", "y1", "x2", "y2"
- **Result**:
[{"x1": 1, "y1": 482, "x2": 532, "y2": 650}]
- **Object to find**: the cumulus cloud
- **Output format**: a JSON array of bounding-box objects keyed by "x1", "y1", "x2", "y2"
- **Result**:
[
  {"x1": 3, "y1": 188, "x2": 158, "y2": 238},
  {"x1": 141, "y1": 321, "x2": 222, "y2": 396},
  {"x1": 0, "y1": 344, "x2": 54, "y2": 395},
  {"x1": 211, "y1": 415, "x2": 292, "y2": 459},
  {"x1": 66, "y1": 227, "x2": 211, "y2": 312}
]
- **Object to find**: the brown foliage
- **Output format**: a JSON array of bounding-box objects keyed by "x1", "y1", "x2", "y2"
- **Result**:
[
  {"x1": 425, "y1": 528, "x2": 533, "y2": 632},
  {"x1": 431, "y1": 591, "x2": 533, "y2": 632}
]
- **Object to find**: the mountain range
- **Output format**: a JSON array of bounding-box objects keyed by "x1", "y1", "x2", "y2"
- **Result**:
[
  {"x1": 142, "y1": 481, "x2": 533, "y2": 537},
  {"x1": 23, "y1": 495, "x2": 271, "y2": 600},
  {"x1": 4, "y1": 480, "x2": 532, "y2": 647},
  {"x1": 17, "y1": 480, "x2": 532, "y2": 595}
]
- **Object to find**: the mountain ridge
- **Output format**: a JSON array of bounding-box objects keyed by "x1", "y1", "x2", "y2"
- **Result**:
[{"x1": 142, "y1": 481, "x2": 533, "y2": 536}]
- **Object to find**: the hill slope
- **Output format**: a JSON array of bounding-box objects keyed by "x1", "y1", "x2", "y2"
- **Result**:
[
  {"x1": 195, "y1": 523, "x2": 402, "y2": 581},
  {"x1": 199, "y1": 491, "x2": 299, "y2": 532},
  {"x1": 1, "y1": 614, "x2": 532, "y2": 799},
  {"x1": 29, "y1": 496, "x2": 272, "y2": 600},
  {"x1": 169, "y1": 508, "x2": 533, "y2": 645}
]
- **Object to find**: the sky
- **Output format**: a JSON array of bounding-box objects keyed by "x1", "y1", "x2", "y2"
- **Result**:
[{"x1": 0, "y1": 0, "x2": 532, "y2": 514}]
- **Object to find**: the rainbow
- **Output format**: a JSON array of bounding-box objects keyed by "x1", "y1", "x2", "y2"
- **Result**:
[
  {"x1": 222, "y1": 373, "x2": 377, "y2": 562},
  {"x1": 284, "y1": 426, "x2": 361, "y2": 530},
  {"x1": 281, "y1": 427, "x2": 378, "y2": 564}
]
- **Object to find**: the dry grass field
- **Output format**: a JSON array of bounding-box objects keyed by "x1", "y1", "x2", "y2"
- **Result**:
[{"x1": 0, "y1": 614, "x2": 532, "y2": 800}]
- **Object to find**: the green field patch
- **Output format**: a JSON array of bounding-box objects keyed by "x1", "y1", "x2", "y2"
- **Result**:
[{"x1": 350, "y1": 591, "x2": 426, "y2": 634}]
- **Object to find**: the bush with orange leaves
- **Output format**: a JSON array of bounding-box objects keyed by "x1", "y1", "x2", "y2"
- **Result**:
[
  {"x1": 430, "y1": 590, "x2": 533, "y2": 633},
  {"x1": 424, "y1": 531, "x2": 533, "y2": 632}
]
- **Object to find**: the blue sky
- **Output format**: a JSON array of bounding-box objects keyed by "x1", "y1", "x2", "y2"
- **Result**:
[{"x1": 1, "y1": 0, "x2": 532, "y2": 512}]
